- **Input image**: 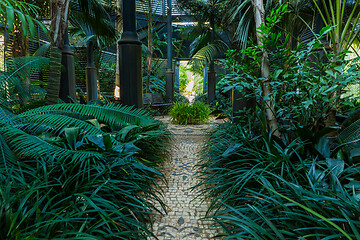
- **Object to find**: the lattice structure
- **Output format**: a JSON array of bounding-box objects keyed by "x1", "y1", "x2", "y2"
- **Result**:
[{"x1": 136, "y1": 0, "x2": 187, "y2": 16}]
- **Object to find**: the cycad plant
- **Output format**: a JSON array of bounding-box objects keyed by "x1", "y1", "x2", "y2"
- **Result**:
[{"x1": 0, "y1": 102, "x2": 170, "y2": 239}]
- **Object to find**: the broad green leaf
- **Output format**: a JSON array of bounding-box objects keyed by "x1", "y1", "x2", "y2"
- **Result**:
[
  {"x1": 65, "y1": 127, "x2": 80, "y2": 150},
  {"x1": 6, "y1": 6, "x2": 14, "y2": 31}
]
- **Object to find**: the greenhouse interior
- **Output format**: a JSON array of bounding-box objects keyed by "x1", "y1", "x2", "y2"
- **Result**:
[{"x1": 1, "y1": 0, "x2": 360, "y2": 239}]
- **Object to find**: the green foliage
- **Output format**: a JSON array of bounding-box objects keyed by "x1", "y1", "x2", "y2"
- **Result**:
[
  {"x1": 199, "y1": 121, "x2": 360, "y2": 239},
  {"x1": 98, "y1": 61, "x2": 116, "y2": 93},
  {"x1": 169, "y1": 102, "x2": 210, "y2": 125},
  {"x1": 0, "y1": 102, "x2": 170, "y2": 239},
  {"x1": 143, "y1": 75, "x2": 166, "y2": 94},
  {"x1": 179, "y1": 62, "x2": 204, "y2": 95},
  {"x1": 0, "y1": 56, "x2": 49, "y2": 109},
  {"x1": 221, "y1": 26, "x2": 360, "y2": 134},
  {"x1": 0, "y1": 156, "x2": 163, "y2": 239},
  {"x1": 195, "y1": 87, "x2": 232, "y2": 118},
  {"x1": 0, "y1": 0, "x2": 47, "y2": 38}
]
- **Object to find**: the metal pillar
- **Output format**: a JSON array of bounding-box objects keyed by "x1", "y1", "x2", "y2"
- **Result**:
[
  {"x1": 207, "y1": 11, "x2": 216, "y2": 104},
  {"x1": 118, "y1": 0, "x2": 143, "y2": 108},
  {"x1": 59, "y1": 29, "x2": 76, "y2": 103},
  {"x1": 85, "y1": 40, "x2": 97, "y2": 102},
  {"x1": 174, "y1": 60, "x2": 180, "y2": 93},
  {"x1": 165, "y1": 0, "x2": 174, "y2": 102},
  {"x1": 203, "y1": 63, "x2": 208, "y2": 92}
]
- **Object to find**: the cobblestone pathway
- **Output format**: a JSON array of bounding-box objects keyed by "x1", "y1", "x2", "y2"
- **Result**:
[{"x1": 149, "y1": 117, "x2": 222, "y2": 240}]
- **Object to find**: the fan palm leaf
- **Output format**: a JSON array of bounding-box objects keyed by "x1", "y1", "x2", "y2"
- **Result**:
[{"x1": 20, "y1": 103, "x2": 156, "y2": 129}]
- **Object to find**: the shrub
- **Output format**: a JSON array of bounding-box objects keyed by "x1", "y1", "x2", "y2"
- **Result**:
[
  {"x1": 199, "y1": 121, "x2": 360, "y2": 239},
  {"x1": 0, "y1": 103, "x2": 170, "y2": 239},
  {"x1": 169, "y1": 102, "x2": 210, "y2": 125},
  {"x1": 195, "y1": 89, "x2": 232, "y2": 118}
]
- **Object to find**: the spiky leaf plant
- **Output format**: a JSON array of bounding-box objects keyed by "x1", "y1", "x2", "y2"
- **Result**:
[{"x1": 199, "y1": 121, "x2": 360, "y2": 239}]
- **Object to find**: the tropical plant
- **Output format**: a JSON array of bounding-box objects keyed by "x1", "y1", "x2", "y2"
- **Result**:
[
  {"x1": 0, "y1": 0, "x2": 47, "y2": 38},
  {"x1": 169, "y1": 102, "x2": 211, "y2": 125},
  {"x1": 0, "y1": 102, "x2": 170, "y2": 239},
  {"x1": 312, "y1": 0, "x2": 360, "y2": 129},
  {"x1": 177, "y1": 0, "x2": 229, "y2": 65},
  {"x1": 0, "y1": 56, "x2": 49, "y2": 110},
  {"x1": 220, "y1": 21, "x2": 360, "y2": 138},
  {"x1": 199, "y1": 119, "x2": 360, "y2": 239}
]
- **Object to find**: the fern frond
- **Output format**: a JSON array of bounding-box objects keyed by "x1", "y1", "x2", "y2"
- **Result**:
[
  {"x1": 0, "y1": 125, "x2": 104, "y2": 162},
  {"x1": 15, "y1": 114, "x2": 105, "y2": 136},
  {"x1": 20, "y1": 103, "x2": 156, "y2": 129}
]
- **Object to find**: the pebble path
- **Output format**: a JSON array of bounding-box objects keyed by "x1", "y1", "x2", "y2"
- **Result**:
[{"x1": 149, "y1": 117, "x2": 222, "y2": 240}]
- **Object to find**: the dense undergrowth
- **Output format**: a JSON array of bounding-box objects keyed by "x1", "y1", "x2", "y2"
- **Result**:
[
  {"x1": 199, "y1": 120, "x2": 360, "y2": 239},
  {"x1": 196, "y1": 5, "x2": 360, "y2": 239},
  {"x1": 0, "y1": 103, "x2": 170, "y2": 239}
]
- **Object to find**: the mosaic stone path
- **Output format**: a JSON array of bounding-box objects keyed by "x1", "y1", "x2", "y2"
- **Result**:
[{"x1": 149, "y1": 117, "x2": 222, "y2": 240}]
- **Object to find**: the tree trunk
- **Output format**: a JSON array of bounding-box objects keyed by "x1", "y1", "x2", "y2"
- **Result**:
[
  {"x1": 251, "y1": 0, "x2": 280, "y2": 137},
  {"x1": 46, "y1": 0, "x2": 70, "y2": 105}
]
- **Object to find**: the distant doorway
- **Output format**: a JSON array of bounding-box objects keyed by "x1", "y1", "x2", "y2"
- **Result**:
[{"x1": 179, "y1": 60, "x2": 203, "y2": 103}]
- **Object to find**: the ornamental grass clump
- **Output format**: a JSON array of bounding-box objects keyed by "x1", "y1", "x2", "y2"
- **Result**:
[{"x1": 169, "y1": 102, "x2": 211, "y2": 125}]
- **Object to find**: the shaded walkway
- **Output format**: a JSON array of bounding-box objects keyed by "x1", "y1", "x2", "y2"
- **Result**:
[{"x1": 149, "y1": 117, "x2": 222, "y2": 240}]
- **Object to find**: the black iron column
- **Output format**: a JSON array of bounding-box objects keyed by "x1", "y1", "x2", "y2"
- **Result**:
[
  {"x1": 118, "y1": 0, "x2": 143, "y2": 108},
  {"x1": 85, "y1": 40, "x2": 97, "y2": 102},
  {"x1": 207, "y1": 10, "x2": 216, "y2": 104},
  {"x1": 165, "y1": 0, "x2": 174, "y2": 102},
  {"x1": 203, "y1": 62, "x2": 207, "y2": 92},
  {"x1": 59, "y1": 29, "x2": 76, "y2": 103},
  {"x1": 174, "y1": 60, "x2": 180, "y2": 93}
]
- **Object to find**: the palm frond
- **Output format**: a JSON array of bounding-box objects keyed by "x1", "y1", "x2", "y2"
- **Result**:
[
  {"x1": 0, "y1": 56, "x2": 49, "y2": 109},
  {"x1": 15, "y1": 114, "x2": 105, "y2": 136},
  {"x1": 34, "y1": 42, "x2": 51, "y2": 57},
  {"x1": 189, "y1": 33, "x2": 210, "y2": 57},
  {"x1": 6, "y1": 56, "x2": 49, "y2": 79},
  {"x1": 190, "y1": 40, "x2": 228, "y2": 64},
  {"x1": 0, "y1": 134, "x2": 16, "y2": 168},
  {"x1": 0, "y1": 124, "x2": 104, "y2": 162},
  {"x1": 19, "y1": 103, "x2": 156, "y2": 129}
]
